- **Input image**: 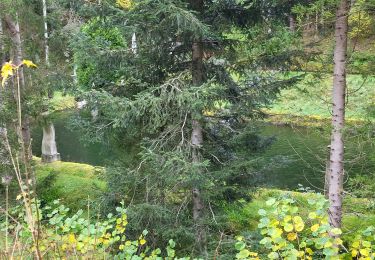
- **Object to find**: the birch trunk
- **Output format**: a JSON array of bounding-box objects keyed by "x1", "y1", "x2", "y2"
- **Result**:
[
  {"x1": 328, "y1": 0, "x2": 349, "y2": 230},
  {"x1": 42, "y1": 0, "x2": 49, "y2": 65}
]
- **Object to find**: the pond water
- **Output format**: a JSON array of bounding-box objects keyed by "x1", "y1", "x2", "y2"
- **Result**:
[
  {"x1": 32, "y1": 112, "x2": 116, "y2": 166},
  {"x1": 32, "y1": 113, "x2": 375, "y2": 190}
]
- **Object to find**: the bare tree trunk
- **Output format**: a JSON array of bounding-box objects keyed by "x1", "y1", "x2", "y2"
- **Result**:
[
  {"x1": 41, "y1": 122, "x2": 60, "y2": 163},
  {"x1": 191, "y1": 40, "x2": 207, "y2": 257},
  {"x1": 0, "y1": 18, "x2": 6, "y2": 64},
  {"x1": 324, "y1": 145, "x2": 330, "y2": 198},
  {"x1": 42, "y1": 0, "x2": 49, "y2": 65},
  {"x1": 3, "y1": 15, "x2": 32, "y2": 161},
  {"x1": 288, "y1": 15, "x2": 296, "y2": 32},
  {"x1": 189, "y1": 0, "x2": 207, "y2": 256},
  {"x1": 328, "y1": 0, "x2": 349, "y2": 230}
]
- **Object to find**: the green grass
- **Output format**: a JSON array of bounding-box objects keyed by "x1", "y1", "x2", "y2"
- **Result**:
[
  {"x1": 49, "y1": 92, "x2": 76, "y2": 112},
  {"x1": 268, "y1": 74, "x2": 375, "y2": 122},
  {"x1": 225, "y1": 189, "x2": 375, "y2": 238},
  {"x1": 34, "y1": 158, "x2": 107, "y2": 213}
]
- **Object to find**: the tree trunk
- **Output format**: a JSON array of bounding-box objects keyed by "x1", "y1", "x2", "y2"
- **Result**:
[
  {"x1": 190, "y1": 0, "x2": 206, "y2": 255},
  {"x1": 288, "y1": 15, "x2": 296, "y2": 32},
  {"x1": 191, "y1": 40, "x2": 207, "y2": 258},
  {"x1": 328, "y1": 0, "x2": 349, "y2": 230},
  {"x1": 0, "y1": 18, "x2": 6, "y2": 64},
  {"x1": 3, "y1": 15, "x2": 32, "y2": 161},
  {"x1": 42, "y1": 0, "x2": 49, "y2": 65},
  {"x1": 41, "y1": 123, "x2": 60, "y2": 163}
]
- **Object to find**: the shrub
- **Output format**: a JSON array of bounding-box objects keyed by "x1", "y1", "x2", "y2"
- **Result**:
[
  {"x1": 235, "y1": 193, "x2": 375, "y2": 259},
  {"x1": 0, "y1": 199, "x2": 188, "y2": 259}
]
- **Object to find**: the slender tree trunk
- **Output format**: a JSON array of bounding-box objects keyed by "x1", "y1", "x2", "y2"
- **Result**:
[
  {"x1": 0, "y1": 18, "x2": 5, "y2": 64},
  {"x1": 328, "y1": 0, "x2": 349, "y2": 230},
  {"x1": 288, "y1": 15, "x2": 296, "y2": 32},
  {"x1": 191, "y1": 41, "x2": 207, "y2": 258},
  {"x1": 131, "y1": 32, "x2": 137, "y2": 55},
  {"x1": 3, "y1": 15, "x2": 32, "y2": 161},
  {"x1": 190, "y1": 0, "x2": 206, "y2": 255},
  {"x1": 324, "y1": 145, "x2": 330, "y2": 198},
  {"x1": 42, "y1": 0, "x2": 49, "y2": 66}
]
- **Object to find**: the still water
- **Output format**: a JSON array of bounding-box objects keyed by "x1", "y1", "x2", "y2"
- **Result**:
[{"x1": 32, "y1": 113, "x2": 375, "y2": 190}]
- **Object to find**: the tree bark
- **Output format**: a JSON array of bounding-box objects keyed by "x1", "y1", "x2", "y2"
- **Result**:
[
  {"x1": 328, "y1": 0, "x2": 349, "y2": 230},
  {"x1": 0, "y1": 18, "x2": 6, "y2": 64},
  {"x1": 288, "y1": 15, "x2": 296, "y2": 32},
  {"x1": 190, "y1": 0, "x2": 206, "y2": 256},
  {"x1": 191, "y1": 40, "x2": 207, "y2": 258},
  {"x1": 3, "y1": 15, "x2": 32, "y2": 161},
  {"x1": 42, "y1": 0, "x2": 49, "y2": 66}
]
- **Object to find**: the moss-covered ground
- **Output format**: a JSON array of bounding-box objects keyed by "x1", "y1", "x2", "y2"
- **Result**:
[{"x1": 34, "y1": 158, "x2": 107, "y2": 212}]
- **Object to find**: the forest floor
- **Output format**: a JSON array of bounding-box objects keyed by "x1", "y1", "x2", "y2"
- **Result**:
[{"x1": 34, "y1": 160, "x2": 375, "y2": 237}]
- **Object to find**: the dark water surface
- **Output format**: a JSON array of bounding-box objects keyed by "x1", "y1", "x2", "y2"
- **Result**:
[
  {"x1": 32, "y1": 112, "x2": 116, "y2": 166},
  {"x1": 32, "y1": 113, "x2": 375, "y2": 190}
]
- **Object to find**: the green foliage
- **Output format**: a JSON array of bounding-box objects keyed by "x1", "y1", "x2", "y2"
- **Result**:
[
  {"x1": 235, "y1": 193, "x2": 375, "y2": 259},
  {"x1": 226, "y1": 189, "x2": 375, "y2": 237},
  {"x1": 349, "y1": 0, "x2": 375, "y2": 39},
  {"x1": 0, "y1": 199, "x2": 188, "y2": 259}
]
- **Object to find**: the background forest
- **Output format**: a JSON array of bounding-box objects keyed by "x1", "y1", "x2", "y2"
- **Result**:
[{"x1": 1, "y1": 0, "x2": 375, "y2": 259}]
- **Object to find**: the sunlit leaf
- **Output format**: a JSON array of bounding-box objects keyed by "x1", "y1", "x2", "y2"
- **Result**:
[
  {"x1": 22, "y1": 59, "x2": 37, "y2": 68},
  {"x1": 287, "y1": 232, "x2": 297, "y2": 241},
  {"x1": 1, "y1": 62, "x2": 14, "y2": 87}
]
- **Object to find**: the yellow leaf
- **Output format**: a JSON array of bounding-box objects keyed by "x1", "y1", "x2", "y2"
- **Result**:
[
  {"x1": 119, "y1": 244, "x2": 125, "y2": 250},
  {"x1": 283, "y1": 215, "x2": 292, "y2": 222},
  {"x1": 352, "y1": 241, "x2": 360, "y2": 249},
  {"x1": 16, "y1": 194, "x2": 22, "y2": 200},
  {"x1": 284, "y1": 223, "x2": 293, "y2": 232},
  {"x1": 306, "y1": 248, "x2": 313, "y2": 255},
  {"x1": 1, "y1": 62, "x2": 14, "y2": 87},
  {"x1": 68, "y1": 234, "x2": 76, "y2": 244},
  {"x1": 22, "y1": 59, "x2": 37, "y2": 68},
  {"x1": 61, "y1": 244, "x2": 67, "y2": 250},
  {"x1": 324, "y1": 241, "x2": 332, "y2": 248},
  {"x1": 308, "y1": 212, "x2": 317, "y2": 219},
  {"x1": 293, "y1": 216, "x2": 304, "y2": 232},
  {"x1": 334, "y1": 238, "x2": 343, "y2": 245},
  {"x1": 351, "y1": 249, "x2": 358, "y2": 257},
  {"x1": 116, "y1": 0, "x2": 132, "y2": 9},
  {"x1": 287, "y1": 232, "x2": 297, "y2": 241},
  {"x1": 360, "y1": 248, "x2": 370, "y2": 257},
  {"x1": 311, "y1": 224, "x2": 319, "y2": 232},
  {"x1": 139, "y1": 239, "x2": 146, "y2": 245}
]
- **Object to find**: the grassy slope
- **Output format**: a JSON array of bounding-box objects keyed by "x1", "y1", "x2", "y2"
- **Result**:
[
  {"x1": 225, "y1": 189, "x2": 375, "y2": 239},
  {"x1": 268, "y1": 74, "x2": 375, "y2": 121},
  {"x1": 34, "y1": 158, "x2": 106, "y2": 212}
]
